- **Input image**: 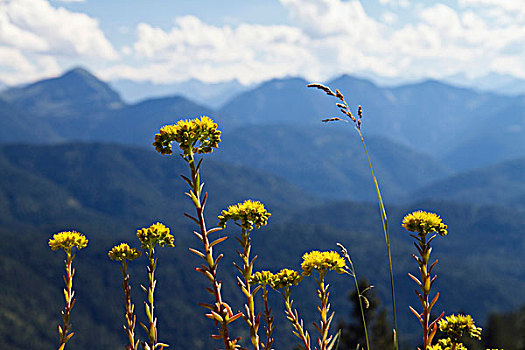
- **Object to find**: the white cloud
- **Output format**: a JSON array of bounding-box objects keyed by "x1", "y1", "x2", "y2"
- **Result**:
[
  {"x1": 3, "y1": 0, "x2": 525, "y2": 86},
  {"x1": 0, "y1": 0, "x2": 118, "y2": 85},
  {"x1": 0, "y1": 47, "x2": 60, "y2": 85},
  {"x1": 278, "y1": 0, "x2": 383, "y2": 40},
  {"x1": 98, "y1": 0, "x2": 525, "y2": 85},
  {"x1": 0, "y1": 0, "x2": 117, "y2": 59},
  {"x1": 103, "y1": 15, "x2": 312, "y2": 84},
  {"x1": 459, "y1": 0, "x2": 525, "y2": 23},
  {"x1": 0, "y1": 10, "x2": 49, "y2": 51},
  {"x1": 379, "y1": 0, "x2": 409, "y2": 8},
  {"x1": 381, "y1": 12, "x2": 398, "y2": 24}
]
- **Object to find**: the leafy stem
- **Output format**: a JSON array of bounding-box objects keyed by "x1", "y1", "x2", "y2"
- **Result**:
[
  {"x1": 58, "y1": 250, "x2": 75, "y2": 350},
  {"x1": 121, "y1": 261, "x2": 139, "y2": 350},
  {"x1": 185, "y1": 151, "x2": 241, "y2": 350},
  {"x1": 260, "y1": 285, "x2": 274, "y2": 350},
  {"x1": 140, "y1": 248, "x2": 164, "y2": 350},
  {"x1": 281, "y1": 288, "x2": 311, "y2": 350},
  {"x1": 235, "y1": 227, "x2": 261, "y2": 350},
  {"x1": 314, "y1": 272, "x2": 334, "y2": 350}
]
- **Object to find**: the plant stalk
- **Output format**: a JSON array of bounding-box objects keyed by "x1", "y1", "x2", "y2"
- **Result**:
[
  {"x1": 238, "y1": 229, "x2": 260, "y2": 350},
  {"x1": 261, "y1": 286, "x2": 274, "y2": 350},
  {"x1": 143, "y1": 248, "x2": 158, "y2": 350},
  {"x1": 282, "y1": 289, "x2": 311, "y2": 350},
  {"x1": 58, "y1": 251, "x2": 75, "y2": 350},
  {"x1": 121, "y1": 261, "x2": 139, "y2": 350},
  {"x1": 358, "y1": 130, "x2": 398, "y2": 350},
  {"x1": 187, "y1": 152, "x2": 236, "y2": 350}
]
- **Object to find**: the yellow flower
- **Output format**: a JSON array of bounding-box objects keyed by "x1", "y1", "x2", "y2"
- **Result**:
[
  {"x1": 108, "y1": 243, "x2": 142, "y2": 262},
  {"x1": 49, "y1": 231, "x2": 88, "y2": 252},
  {"x1": 402, "y1": 210, "x2": 448, "y2": 236},
  {"x1": 249, "y1": 270, "x2": 275, "y2": 286},
  {"x1": 153, "y1": 116, "x2": 221, "y2": 156},
  {"x1": 218, "y1": 199, "x2": 271, "y2": 231},
  {"x1": 301, "y1": 250, "x2": 346, "y2": 276},
  {"x1": 269, "y1": 269, "x2": 303, "y2": 290},
  {"x1": 427, "y1": 338, "x2": 467, "y2": 350},
  {"x1": 136, "y1": 222, "x2": 175, "y2": 250},
  {"x1": 439, "y1": 314, "x2": 482, "y2": 341}
]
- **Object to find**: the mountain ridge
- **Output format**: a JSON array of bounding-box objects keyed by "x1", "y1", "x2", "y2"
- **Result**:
[{"x1": 2, "y1": 66, "x2": 525, "y2": 172}]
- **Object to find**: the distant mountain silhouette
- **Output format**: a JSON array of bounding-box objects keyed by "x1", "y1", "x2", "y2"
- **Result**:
[
  {"x1": 214, "y1": 123, "x2": 451, "y2": 201},
  {"x1": 110, "y1": 78, "x2": 249, "y2": 108},
  {"x1": 90, "y1": 96, "x2": 218, "y2": 146},
  {"x1": 0, "y1": 67, "x2": 123, "y2": 137},
  {"x1": 445, "y1": 97, "x2": 525, "y2": 170},
  {"x1": 0, "y1": 67, "x2": 214, "y2": 143},
  {"x1": 411, "y1": 156, "x2": 525, "y2": 208},
  {"x1": 2, "y1": 67, "x2": 123, "y2": 118},
  {"x1": 1, "y1": 67, "x2": 525, "y2": 171},
  {"x1": 219, "y1": 77, "x2": 334, "y2": 126},
  {"x1": 0, "y1": 98, "x2": 60, "y2": 143}
]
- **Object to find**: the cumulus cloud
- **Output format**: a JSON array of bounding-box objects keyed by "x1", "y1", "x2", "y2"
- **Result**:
[
  {"x1": 0, "y1": 48, "x2": 60, "y2": 85},
  {"x1": 0, "y1": 0, "x2": 118, "y2": 84},
  {"x1": 98, "y1": 0, "x2": 525, "y2": 85},
  {"x1": 103, "y1": 1, "x2": 392, "y2": 84},
  {"x1": 1, "y1": 0, "x2": 118, "y2": 59},
  {"x1": 4, "y1": 0, "x2": 525, "y2": 86},
  {"x1": 102, "y1": 15, "x2": 313, "y2": 84}
]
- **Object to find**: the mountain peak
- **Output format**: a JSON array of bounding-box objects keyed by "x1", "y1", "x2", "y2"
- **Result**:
[
  {"x1": 62, "y1": 66, "x2": 98, "y2": 80},
  {"x1": 1, "y1": 67, "x2": 123, "y2": 119}
]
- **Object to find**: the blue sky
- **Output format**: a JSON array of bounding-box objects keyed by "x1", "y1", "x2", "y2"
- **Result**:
[{"x1": 1, "y1": 0, "x2": 525, "y2": 86}]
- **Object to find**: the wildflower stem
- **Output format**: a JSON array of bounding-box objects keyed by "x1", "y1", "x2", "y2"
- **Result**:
[
  {"x1": 261, "y1": 286, "x2": 274, "y2": 350},
  {"x1": 413, "y1": 234, "x2": 440, "y2": 349},
  {"x1": 49, "y1": 231, "x2": 87, "y2": 350},
  {"x1": 186, "y1": 151, "x2": 237, "y2": 350},
  {"x1": 58, "y1": 250, "x2": 74, "y2": 350},
  {"x1": 143, "y1": 248, "x2": 158, "y2": 350},
  {"x1": 282, "y1": 288, "x2": 311, "y2": 350},
  {"x1": 315, "y1": 273, "x2": 334, "y2": 350},
  {"x1": 238, "y1": 229, "x2": 260, "y2": 350},
  {"x1": 121, "y1": 261, "x2": 139, "y2": 350}
]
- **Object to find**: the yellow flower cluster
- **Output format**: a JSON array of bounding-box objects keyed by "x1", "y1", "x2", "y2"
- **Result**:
[
  {"x1": 301, "y1": 250, "x2": 346, "y2": 276},
  {"x1": 136, "y1": 222, "x2": 175, "y2": 250},
  {"x1": 438, "y1": 314, "x2": 482, "y2": 341},
  {"x1": 249, "y1": 270, "x2": 275, "y2": 286},
  {"x1": 269, "y1": 269, "x2": 303, "y2": 290},
  {"x1": 48, "y1": 230, "x2": 88, "y2": 252},
  {"x1": 427, "y1": 338, "x2": 467, "y2": 350},
  {"x1": 108, "y1": 243, "x2": 142, "y2": 262},
  {"x1": 402, "y1": 210, "x2": 448, "y2": 236},
  {"x1": 153, "y1": 116, "x2": 221, "y2": 156},
  {"x1": 218, "y1": 199, "x2": 271, "y2": 231},
  {"x1": 249, "y1": 269, "x2": 303, "y2": 290}
]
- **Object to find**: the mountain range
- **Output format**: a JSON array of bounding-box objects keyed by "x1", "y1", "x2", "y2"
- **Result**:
[
  {"x1": 2, "y1": 67, "x2": 525, "y2": 200},
  {"x1": 109, "y1": 77, "x2": 250, "y2": 108},
  {"x1": 1, "y1": 67, "x2": 525, "y2": 349},
  {"x1": 3, "y1": 67, "x2": 525, "y2": 171}
]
